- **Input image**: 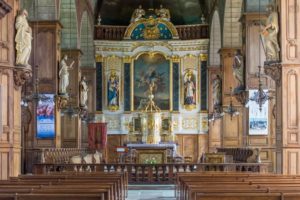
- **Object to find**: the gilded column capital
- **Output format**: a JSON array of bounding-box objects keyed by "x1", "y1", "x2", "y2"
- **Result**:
[{"x1": 95, "y1": 55, "x2": 104, "y2": 62}]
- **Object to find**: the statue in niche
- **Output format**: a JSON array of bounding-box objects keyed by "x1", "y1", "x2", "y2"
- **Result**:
[
  {"x1": 107, "y1": 71, "x2": 119, "y2": 110},
  {"x1": 260, "y1": 4, "x2": 280, "y2": 62},
  {"x1": 212, "y1": 74, "x2": 222, "y2": 109},
  {"x1": 130, "y1": 5, "x2": 145, "y2": 23},
  {"x1": 183, "y1": 70, "x2": 196, "y2": 109},
  {"x1": 232, "y1": 49, "x2": 244, "y2": 91},
  {"x1": 15, "y1": 9, "x2": 32, "y2": 67},
  {"x1": 79, "y1": 76, "x2": 89, "y2": 108},
  {"x1": 59, "y1": 55, "x2": 74, "y2": 95},
  {"x1": 155, "y1": 5, "x2": 171, "y2": 21}
]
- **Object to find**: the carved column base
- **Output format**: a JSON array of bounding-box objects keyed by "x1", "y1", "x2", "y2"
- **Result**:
[
  {"x1": 264, "y1": 62, "x2": 282, "y2": 86},
  {"x1": 13, "y1": 66, "x2": 32, "y2": 88}
]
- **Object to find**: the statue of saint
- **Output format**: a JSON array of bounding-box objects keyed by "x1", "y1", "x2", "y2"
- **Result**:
[
  {"x1": 155, "y1": 5, "x2": 171, "y2": 21},
  {"x1": 130, "y1": 5, "x2": 145, "y2": 23},
  {"x1": 15, "y1": 9, "x2": 32, "y2": 67},
  {"x1": 184, "y1": 70, "x2": 196, "y2": 107},
  {"x1": 232, "y1": 50, "x2": 244, "y2": 89},
  {"x1": 212, "y1": 75, "x2": 222, "y2": 108},
  {"x1": 107, "y1": 71, "x2": 119, "y2": 110},
  {"x1": 80, "y1": 76, "x2": 89, "y2": 107},
  {"x1": 261, "y1": 4, "x2": 280, "y2": 62},
  {"x1": 59, "y1": 55, "x2": 74, "y2": 94}
]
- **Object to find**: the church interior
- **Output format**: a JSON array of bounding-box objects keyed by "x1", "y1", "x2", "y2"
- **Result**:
[{"x1": 1, "y1": 0, "x2": 300, "y2": 199}]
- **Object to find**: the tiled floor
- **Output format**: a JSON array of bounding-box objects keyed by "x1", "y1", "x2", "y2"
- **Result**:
[{"x1": 126, "y1": 185, "x2": 176, "y2": 200}]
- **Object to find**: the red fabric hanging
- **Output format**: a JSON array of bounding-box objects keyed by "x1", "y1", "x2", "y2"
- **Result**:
[{"x1": 88, "y1": 123, "x2": 107, "y2": 150}]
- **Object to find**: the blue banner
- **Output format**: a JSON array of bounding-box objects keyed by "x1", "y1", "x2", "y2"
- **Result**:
[{"x1": 36, "y1": 94, "x2": 55, "y2": 139}]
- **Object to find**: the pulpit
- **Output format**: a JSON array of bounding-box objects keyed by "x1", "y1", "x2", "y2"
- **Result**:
[{"x1": 88, "y1": 122, "x2": 107, "y2": 161}]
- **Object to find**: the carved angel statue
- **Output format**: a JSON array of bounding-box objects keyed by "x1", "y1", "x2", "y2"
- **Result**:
[
  {"x1": 155, "y1": 4, "x2": 171, "y2": 21},
  {"x1": 15, "y1": 9, "x2": 32, "y2": 67},
  {"x1": 232, "y1": 49, "x2": 244, "y2": 90},
  {"x1": 260, "y1": 4, "x2": 280, "y2": 62},
  {"x1": 130, "y1": 5, "x2": 145, "y2": 23},
  {"x1": 59, "y1": 55, "x2": 74, "y2": 94},
  {"x1": 80, "y1": 76, "x2": 89, "y2": 107}
]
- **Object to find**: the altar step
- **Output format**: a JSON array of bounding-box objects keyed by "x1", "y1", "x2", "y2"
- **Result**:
[{"x1": 126, "y1": 184, "x2": 176, "y2": 200}]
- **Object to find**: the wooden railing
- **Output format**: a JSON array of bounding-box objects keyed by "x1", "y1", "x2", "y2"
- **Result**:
[
  {"x1": 34, "y1": 163, "x2": 268, "y2": 184},
  {"x1": 94, "y1": 24, "x2": 209, "y2": 40}
]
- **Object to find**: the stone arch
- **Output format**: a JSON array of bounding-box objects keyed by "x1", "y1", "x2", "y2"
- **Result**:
[
  {"x1": 60, "y1": 0, "x2": 78, "y2": 49},
  {"x1": 209, "y1": 10, "x2": 221, "y2": 66},
  {"x1": 80, "y1": 11, "x2": 95, "y2": 67},
  {"x1": 223, "y1": 0, "x2": 243, "y2": 48}
]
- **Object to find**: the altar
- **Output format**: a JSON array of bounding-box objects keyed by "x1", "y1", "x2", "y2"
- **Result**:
[{"x1": 126, "y1": 143, "x2": 177, "y2": 164}]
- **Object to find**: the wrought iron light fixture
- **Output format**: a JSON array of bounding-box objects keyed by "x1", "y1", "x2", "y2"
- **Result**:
[
  {"x1": 224, "y1": 87, "x2": 239, "y2": 120},
  {"x1": 249, "y1": 66, "x2": 271, "y2": 111}
]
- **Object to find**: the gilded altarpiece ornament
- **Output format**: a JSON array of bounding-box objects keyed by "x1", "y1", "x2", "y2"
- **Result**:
[
  {"x1": 181, "y1": 55, "x2": 198, "y2": 111},
  {"x1": 107, "y1": 70, "x2": 120, "y2": 111},
  {"x1": 105, "y1": 56, "x2": 122, "y2": 111}
]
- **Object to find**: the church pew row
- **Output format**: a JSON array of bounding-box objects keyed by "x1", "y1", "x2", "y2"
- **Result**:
[
  {"x1": 0, "y1": 172, "x2": 127, "y2": 200},
  {"x1": 176, "y1": 172, "x2": 300, "y2": 200},
  {"x1": 16, "y1": 172, "x2": 128, "y2": 199}
]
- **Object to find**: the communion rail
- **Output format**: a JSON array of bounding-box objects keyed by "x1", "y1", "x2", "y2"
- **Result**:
[{"x1": 33, "y1": 163, "x2": 268, "y2": 184}]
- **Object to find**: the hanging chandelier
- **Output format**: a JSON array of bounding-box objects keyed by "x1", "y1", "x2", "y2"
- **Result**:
[
  {"x1": 224, "y1": 87, "x2": 239, "y2": 120},
  {"x1": 249, "y1": 66, "x2": 272, "y2": 111}
]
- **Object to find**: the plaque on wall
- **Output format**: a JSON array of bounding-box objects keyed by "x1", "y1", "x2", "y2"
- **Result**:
[{"x1": 248, "y1": 90, "x2": 269, "y2": 135}]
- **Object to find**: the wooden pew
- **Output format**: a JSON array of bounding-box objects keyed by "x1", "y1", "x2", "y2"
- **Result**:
[
  {"x1": 176, "y1": 172, "x2": 300, "y2": 200},
  {"x1": 0, "y1": 172, "x2": 127, "y2": 200}
]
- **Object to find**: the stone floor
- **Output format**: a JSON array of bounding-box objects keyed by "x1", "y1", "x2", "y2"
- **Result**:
[{"x1": 126, "y1": 185, "x2": 176, "y2": 200}]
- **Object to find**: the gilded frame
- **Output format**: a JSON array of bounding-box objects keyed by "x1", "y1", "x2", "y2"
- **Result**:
[
  {"x1": 131, "y1": 52, "x2": 173, "y2": 111},
  {"x1": 180, "y1": 54, "x2": 200, "y2": 111},
  {"x1": 137, "y1": 149, "x2": 167, "y2": 164}
]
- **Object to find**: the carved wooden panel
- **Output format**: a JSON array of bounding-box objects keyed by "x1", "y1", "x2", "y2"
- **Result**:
[
  {"x1": 281, "y1": 0, "x2": 300, "y2": 63},
  {"x1": 0, "y1": 151, "x2": 8, "y2": 179},
  {"x1": 1, "y1": 73, "x2": 7, "y2": 127},
  {"x1": 107, "y1": 134, "x2": 126, "y2": 163},
  {"x1": 283, "y1": 149, "x2": 300, "y2": 175},
  {"x1": 0, "y1": 13, "x2": 8, "y2": 63},
  {"x1": 283, "y1": 67, "x2": 300, "y2": 148},
  {"x1": 222, "y1": 114, "x2": 242, "y2": 147},
  {"x1": 176, "y1": 134, "x2": 200, "y2": 162}
]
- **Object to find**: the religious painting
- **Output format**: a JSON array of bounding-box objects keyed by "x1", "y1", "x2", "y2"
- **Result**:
[
  {"x1": 249, "y1": 90, "x2": 269, "y2": 135},
  {"x1": 133, "y1": 53, "x2": 170, "y2": 110},
  {"x1": 183, "y1": 69, "x2": 196, "y2": 110},
  {"x1": 36, "y1": 94, "x2": 55, "y2": 139},
  {"x1": 107, "y1": 70, "x2": 120, "y2": 111}
]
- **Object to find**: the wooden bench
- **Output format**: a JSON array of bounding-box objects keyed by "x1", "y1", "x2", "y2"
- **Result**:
[
  {"x1": 0, "y1": 172, "x2": 127, "y2": 200},
  {"x1": 176, "y1": 172, "x2": 300, "y2": 200}
]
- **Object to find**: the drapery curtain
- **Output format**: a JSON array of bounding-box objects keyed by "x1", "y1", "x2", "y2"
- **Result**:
[{"x1": 88, "y1": 123, "x2": 107, "y2": 150}]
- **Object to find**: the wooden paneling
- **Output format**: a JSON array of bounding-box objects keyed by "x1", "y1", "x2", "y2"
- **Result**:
[
  {"x1": 281, "y1": 0, "x2": 300, "y2": 63},
  {"x1": 107, "y1": 134, "x2": 126, "y2": 163},
  {"x1": 283, "y1": 149, "x2": 300, "y2": 175},
  {"x1": 176, "y1": 134, "x2": 204, "y2": 162}
]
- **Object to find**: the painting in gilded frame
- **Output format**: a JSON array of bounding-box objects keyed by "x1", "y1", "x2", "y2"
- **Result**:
[{"x1": 133, "y1": 53, "x2": 170, "y2": 110}]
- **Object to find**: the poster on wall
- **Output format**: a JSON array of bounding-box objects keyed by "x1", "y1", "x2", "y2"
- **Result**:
[
  {"x1": 134, "y1": 53, "x2": 170, "y2": 110},
  {"x1": 36, "y1": 94, "x2": 55, "y2": 139},
  {"x1": 248, "y1": 89, "x2": 268, "y2": 135}
]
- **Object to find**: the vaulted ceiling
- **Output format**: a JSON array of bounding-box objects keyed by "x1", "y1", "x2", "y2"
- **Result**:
[{"x1": 95, "y1": 0, "x2": 210, "y2": 25}]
